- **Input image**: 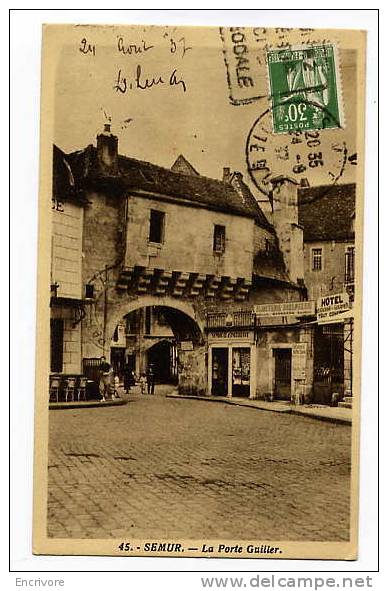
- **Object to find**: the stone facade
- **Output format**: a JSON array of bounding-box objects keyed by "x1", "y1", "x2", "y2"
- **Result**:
[
  {"x1": 303, "y1": 239, "x2": 355, "y2": 301},
  {"x1": 50, "y1": 129, "x2": 319, "y2": 401}
]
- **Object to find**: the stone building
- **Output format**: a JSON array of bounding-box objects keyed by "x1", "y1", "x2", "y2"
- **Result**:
[
  {"x1": 49, "y1": 125, "x2": 325, "y2": 402},
  {"x1": 298, "y1": 183, "x2": 356, "y2": 405}
]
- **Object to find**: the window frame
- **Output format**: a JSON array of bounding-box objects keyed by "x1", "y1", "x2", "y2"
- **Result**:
[
  {"x1": 148, "y1": 209, "x2": 166, "y2": 245},
  {"x1": 310, "y1": 246, "x2": 323, "y2": 272},
  {"x1": 213, "y1": 224, "x2": 226, "y2": 254}
]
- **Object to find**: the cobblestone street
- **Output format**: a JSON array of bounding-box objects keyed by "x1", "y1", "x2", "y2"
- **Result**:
[{"x1": 47, "y1": 389, "x2": 351, "y2": 541}]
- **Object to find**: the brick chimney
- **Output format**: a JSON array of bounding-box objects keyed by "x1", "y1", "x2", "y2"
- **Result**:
[
  {"x1": 270, "y1": 176, "x2": 304, "y2": 285},
  {"x1": 222, "y1": 167, "x2": 231, "y2": 183},
  {"x1": 96, "y1": 123, "x2": 119, "y2": 175}
]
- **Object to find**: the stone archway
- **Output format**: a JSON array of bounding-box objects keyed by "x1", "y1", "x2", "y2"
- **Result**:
[
  {"x1": 103, "y1": 295, "x2": 207, "y2": 396},
  {"x1": 105, "y1": 295, "x2": 205, "y2": 350}
]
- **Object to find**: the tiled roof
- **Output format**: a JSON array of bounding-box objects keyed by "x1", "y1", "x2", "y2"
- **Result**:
[
  {"x1": 117, "y1": 154, "x2": 273, "y2": 228},
  {"x1": 64, "y1": 144, "x2": 273, "y2": 230},
  {"x1": 298, "y1": 183, "x2": 356, "y2": 241}
]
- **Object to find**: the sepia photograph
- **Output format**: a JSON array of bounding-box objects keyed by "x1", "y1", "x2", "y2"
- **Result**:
[{"x1": 32, "y1": 22, "x2": 366, "y2": 559}]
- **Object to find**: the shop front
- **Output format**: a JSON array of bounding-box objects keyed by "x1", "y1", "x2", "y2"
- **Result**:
[
  {"x1": 254, "y1": 301, "x2": 316, "y2": 403},
  {"x1": 207, "y1": 329, "x2": 256, "y2": 399}
]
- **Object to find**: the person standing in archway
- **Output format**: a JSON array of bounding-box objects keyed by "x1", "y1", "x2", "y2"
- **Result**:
[
  {"x1": 147, "y1": 364, "x2": 156, "y2": 395},
  {"x1": 123, "y1": 361, "x2": 133, "y2": 394}
]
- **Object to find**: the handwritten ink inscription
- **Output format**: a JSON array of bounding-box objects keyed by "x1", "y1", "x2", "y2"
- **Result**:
[
  {"x1": 79, "y1": 38, "x2": 96, "y2": 56},
  {"x1": 117, "y1": 36, "x2": 154, "y2": 55},
  {"x1": 76, "y1": 30, "x2": 190, "y2": 96},
  {"x1": 114, "y1": 65, "x2": 187, "y2": 94}
]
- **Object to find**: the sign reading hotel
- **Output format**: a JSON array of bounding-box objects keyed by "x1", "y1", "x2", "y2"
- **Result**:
[
  {"x1": 254, "y1": 301, "x2": 315, "y2": 318},
  {"x1": 317, "y1": 292, "x2": 350, "y2": 323}
]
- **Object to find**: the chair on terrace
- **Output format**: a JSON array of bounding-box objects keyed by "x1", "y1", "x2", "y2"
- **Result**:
[
  {"x1": 64, "y1": 377, "x2": 76, "y2": 402},
  {"x1": 77, "y1": 377, "x2": 88, "y2": 402},
  {"x1": 49, "y1": 376, "x2": 61, "y2": 403}
]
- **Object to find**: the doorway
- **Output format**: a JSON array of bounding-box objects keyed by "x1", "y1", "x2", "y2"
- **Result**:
[
  {"x1": 211, "y1": 348, "x2": 228, "y2": 396},
  {"x1": 313, "y1": 324, "x2": 344, "y2": 403},
  {"x1": 110, "y1": 347, "x2": 125, "y2": 377},
  {"x1": 232, "y1": 347, "x2": 251, "y2": 397},
  {"x1": 147, "y1": 340, "x2": 177, "y2": 384},
  {"x1": 273, "y1": 348, "x2": 292, "y2": 400}
]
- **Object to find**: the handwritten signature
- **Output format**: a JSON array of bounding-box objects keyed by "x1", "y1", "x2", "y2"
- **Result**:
[{"x1": 114, "y1": 65, "x2": 187, "y2": 94}]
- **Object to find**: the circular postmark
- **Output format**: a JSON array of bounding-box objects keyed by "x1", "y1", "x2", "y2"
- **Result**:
[{"x1": 246, "y1": 101, "x2": 348, "y2": 198}]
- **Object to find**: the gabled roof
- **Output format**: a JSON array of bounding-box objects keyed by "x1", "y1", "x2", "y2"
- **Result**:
[
  {"x1": 298, "y1": 183, "x2": 356, "y2": 241},
  {"x1": 171, "y1": 154, "x2": 199, "y2": 176},
  {"x1": 64, "y1": 144, "x2": 274, "y2": 230}
]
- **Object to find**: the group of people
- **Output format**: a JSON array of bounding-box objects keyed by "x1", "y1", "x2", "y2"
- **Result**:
[{"x1": 98, "y1": 357, "x2": 156, "y2": 401}]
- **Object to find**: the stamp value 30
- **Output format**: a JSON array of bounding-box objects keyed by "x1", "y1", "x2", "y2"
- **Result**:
[{"x1": 267, "y1": 45, "x2": 343, "y2": 134}]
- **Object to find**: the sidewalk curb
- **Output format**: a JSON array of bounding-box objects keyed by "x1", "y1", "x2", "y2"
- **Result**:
[
  {"x1": 166, "y1": 394, "x2": 291, "y2": 413},
  {"x1": 49, "y1": 399, "x2": 129, "y2": 410},
  {"x1": 290, "y1": 409, "x2": 352, "y2": 425},
  {"x1": 166, "y1": 394, "x2": 352, "y2": 425}
]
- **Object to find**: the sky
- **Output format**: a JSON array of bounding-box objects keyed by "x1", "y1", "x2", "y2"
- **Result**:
[{"x1": 51, "y1": 24, "x2": 360, "y2": 204}]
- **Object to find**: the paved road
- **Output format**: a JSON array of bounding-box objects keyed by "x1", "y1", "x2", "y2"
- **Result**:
[{"x1": 47, "y1": 389, "x2": 351, "y2": 541}]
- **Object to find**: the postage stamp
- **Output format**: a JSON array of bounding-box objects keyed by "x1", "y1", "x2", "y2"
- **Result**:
[{"x1": 267, "y1": 45, "x2": 343, "y2": 134}]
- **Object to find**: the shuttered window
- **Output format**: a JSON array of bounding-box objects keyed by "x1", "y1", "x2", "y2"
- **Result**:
[
  {"x1": 50, "y1": 319, "x2": 64, "y2": 373},
  {"x1": 213, "y1": 225, "x2": 226, "y2": 253}
]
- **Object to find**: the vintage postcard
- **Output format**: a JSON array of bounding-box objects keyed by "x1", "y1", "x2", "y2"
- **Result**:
[{"x1": 33, "y1": 23, "x2": 366, "y2": 559}]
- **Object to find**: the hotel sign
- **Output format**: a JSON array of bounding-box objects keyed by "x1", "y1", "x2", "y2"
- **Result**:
[
  {"x1": 254, "y1": 301, "x2": 315, "y2": 318},
  {"x1": 317, "y1": 292, "x2": 350, "y2": 324}
]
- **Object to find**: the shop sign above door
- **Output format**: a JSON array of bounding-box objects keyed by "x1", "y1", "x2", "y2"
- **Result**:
[
  {"x1": 254, "y1": 300, "x2": 315, "y2": 318},
  {"x1": 208, "y1": 330, "x2": 254, "y2": 342}
]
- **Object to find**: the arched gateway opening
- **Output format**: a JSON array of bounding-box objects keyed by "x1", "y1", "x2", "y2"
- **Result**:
[
  {"x1": 107, "y1": 298, "x2": 206, "y2": 396},
  {"x1": 147, "y1": 340, "x2": 177, "y2": 384}
]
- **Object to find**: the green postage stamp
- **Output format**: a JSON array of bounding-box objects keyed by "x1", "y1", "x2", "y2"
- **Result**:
[{"x1": 267, "y1": 45, "x2": 342, "y2": 134}]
